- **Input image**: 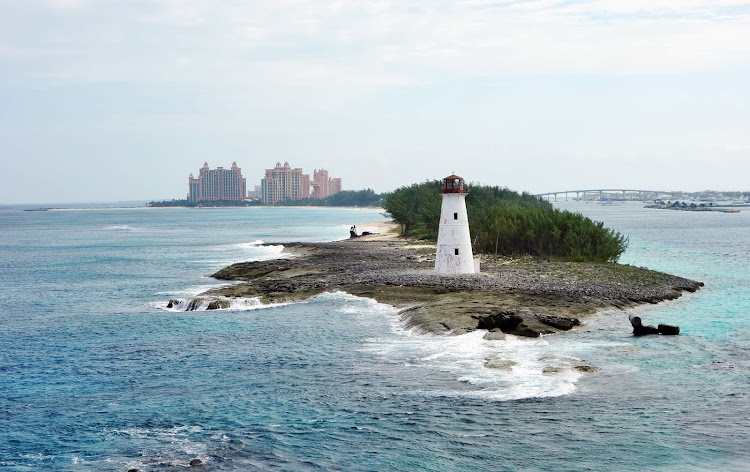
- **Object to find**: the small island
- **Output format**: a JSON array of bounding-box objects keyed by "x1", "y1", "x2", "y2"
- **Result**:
[
  {"x1": 176, "y1": 177, "x2": 704, "y2": 339},
  {"x1": 199, "y1": 234, "x2": 702, "y2": 338},
  {"x1": 645, "y1": 200, "x2": 744, "y2": 213}
]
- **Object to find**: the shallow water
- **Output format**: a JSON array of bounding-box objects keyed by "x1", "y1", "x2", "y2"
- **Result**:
[{"x1": 1, "y1": 203, "x2": 748, "y2": 471}]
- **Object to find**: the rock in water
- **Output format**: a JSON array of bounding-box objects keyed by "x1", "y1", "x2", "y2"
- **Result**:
[
  {"x1": 511, "y1": 323, "x2": 541, "y2": 338},
  {"x1": 495, "y1": 312, "x2": 524, "y2": 331},
  {"x1": 658, "y1": 324, "x2": 680, "y2": 335},
  {"x1": 476, "y1": 311, "x2": 523, "y2": 332},
  {"x1": 186, "y1": 298, "x2": 205, "y2": 311},
  {"x1": 207, "y1": 299, "x2": 231, "y2": 310},
  {"x1": 535, "y1": 313, "x2": 580, "y2": 331},
  {"x1": 190, "y1": 458, "x2": 203, "y2": 466},
  {"x1": 629, "y1": 313, "x2": 659, "y2": 336},
  {"x1": 483, "y1": 329, "x2": 506, "y2": 341},
  {"x1": 476, "y1": 316, "x2": 494, "y2": 330},
  {"x1": 630, "y1": 314, "x2": 679, "y2": 336},
  {"x1": 634, "y1": 324, "x2": 660, "y2": 336},
  {"x1": 484, "y1": 356, "x2": 516, "y2": 370}
]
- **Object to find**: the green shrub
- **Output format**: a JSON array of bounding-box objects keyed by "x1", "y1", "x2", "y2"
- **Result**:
[{"x1": 384, "y1": 181, "x2": 628, "y2": 262}]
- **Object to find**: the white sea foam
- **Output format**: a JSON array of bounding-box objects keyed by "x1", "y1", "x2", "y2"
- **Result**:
[
  {"x1": 152, "y1": 295, "x2": 293, "y2": 312},
  {"x1": 152, "y1": 289, "x2": 597, "y2": 400},
  {"x1": 154, "y1": 283, "x2": 232, "y2": 297},
  {"x1": 210, "y1": 240, "x2": 265, "y2": 250},
  {"x1": 318, "y1": 291, "x2": 591, "y2": 402},
  {"x1": 205, "y1": 240, "x2": 287, "y2": 265},
  {"x1": 105, "y1": 426, "x2": 209, "y2": 469},
  {"x1": 374, "y1": 329, "x2": 586, "y2": 401}
]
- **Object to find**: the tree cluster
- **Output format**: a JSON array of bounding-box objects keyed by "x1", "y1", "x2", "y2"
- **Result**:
[
  {"x1": 384, "y1": 181, "x2": 628, "y2": 262},
  {"x1": 276, "y1": 189, "x2": 385, "y2": 207},
  {"x1": 147, "y1": 199, "x2": 261, "y2": 207}
]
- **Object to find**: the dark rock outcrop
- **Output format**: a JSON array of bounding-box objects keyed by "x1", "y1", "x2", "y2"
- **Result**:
[
  {"x1": 633, "y1": 324, "x2": 660, "y2": 336},
  {"x1": 658, "y1": 324, "x2": 680, "y2": 335},
  {"x1": 190, "y1": 458, "x2": 203, "y2": 467},
  {"x1": 477, "y1": 311, "x2": 576, "y2": 337},
  {"x1": 511, "y1": 323, "x2": 542, "y2": 338},
  {"x1": 207, "y1": 300, "x2": 231, "y2": 310},
  {"x1": 186, "y1": 298, "x2": 205, "y2": 311},
  {"x1": 477, "y1": 311, "x2": 523, "y2": 332},
  {"x1": 534, "y1": 313, "x2": 580, "y2": 331},
  {"x1": 630, "y1": 314, "x2": 675, "y2": 336},
  {"x1": 166, "y1": 299, "x2": 180, "y2": 308}
]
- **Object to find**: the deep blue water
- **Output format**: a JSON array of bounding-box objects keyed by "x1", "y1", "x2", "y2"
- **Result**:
[{"x1": 1, "y1": 204, "x2": 748, "y2": 471}]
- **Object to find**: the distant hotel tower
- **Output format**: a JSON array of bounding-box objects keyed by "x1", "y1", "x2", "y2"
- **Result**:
[
  {"x1": 247, "y1": 185, "x2": 262, "y2": 200},
  {"x1": 329, "y1": 177, "x2": 342, "y2": 195},
  {"x1": 311, "y1": 168, "x2": 329, "y2": 199},
  {"x1": 261, "y1": 162, "x2": 306, "y2": 204},
  {"x1": 188, "y1": 162, "x2": 248, "y2": 202},
  {"x1": 261, "y1": 162, "x2": 342, "y2": 204},
  {"x1": 311, "y1": 169, "x2": 343, "y2": 199}
]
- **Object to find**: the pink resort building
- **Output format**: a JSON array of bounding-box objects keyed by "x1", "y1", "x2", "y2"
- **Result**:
[
  {"x1": 256, "y1": 162, "x2": 344, "y2": 204},
  {"x1": 311, "y1": 168, "x2": 329, "y2": 199},
  {"x1": 261, "y1": 162, "x2": 306, "y2": 204},
  {"x1": 188, "y1": 162, "x2": 248, "y2": 202},
  {"x1": 247, "y1": 185, "x2": 262, "y2": 200},
  {"x1": 310, "y1": 169, "x2": 343, "y2": 199},
  {"x1": 328, "y1": 177, "x2": 342, "y2": 196}
]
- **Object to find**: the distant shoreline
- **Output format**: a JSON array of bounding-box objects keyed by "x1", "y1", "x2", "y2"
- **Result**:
[{"x1": 18, "y1": 205, "x2": 385, "y2": 212}]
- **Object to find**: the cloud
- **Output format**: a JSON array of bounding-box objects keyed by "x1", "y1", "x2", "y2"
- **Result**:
[
  {"x1": 46, "y1": 0, "x2": 90, "y2": 9},
  {"x1": 1, "y1": 0, "x2": 748, "y2": 91},
  {"x1": 1, "y1": 1, "x2": 749, "y2": 202},
  {"x1": 725, "y1": 144, "x2": 750, "y2": 151}
]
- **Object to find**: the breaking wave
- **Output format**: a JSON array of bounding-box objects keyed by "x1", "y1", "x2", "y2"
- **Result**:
[
  {"x1": 206, "y1": 240, "x2": 286, "y2": 265},
  {"x1": 319, "y1": 292, "x2": 590, "y2": 402},
  {"x1": 152, "y1": 296, "x2": 292, "y2": 312}
]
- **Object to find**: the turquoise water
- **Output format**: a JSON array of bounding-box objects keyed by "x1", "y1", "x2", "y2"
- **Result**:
[{"x1": 1, "y1": 204, "x2": 748, "y2": 471}]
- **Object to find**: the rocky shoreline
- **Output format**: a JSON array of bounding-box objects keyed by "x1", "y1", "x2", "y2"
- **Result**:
[{"x1": 193, "y1": 239, "x2": 704, "y2": 338}]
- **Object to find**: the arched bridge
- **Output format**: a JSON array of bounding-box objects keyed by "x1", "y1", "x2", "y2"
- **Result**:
[{"x1": 535, "y1": 189, "x2": 678, "y2": 201}]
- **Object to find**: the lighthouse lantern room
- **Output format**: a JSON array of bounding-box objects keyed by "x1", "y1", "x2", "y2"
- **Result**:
[{"x1": 435, "y1": 174, "x2": 478, "y2": 274}]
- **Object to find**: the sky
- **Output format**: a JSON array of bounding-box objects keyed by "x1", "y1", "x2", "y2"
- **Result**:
[{"x1": 1, "y1": 0, "x2": 749, "y2": 204}]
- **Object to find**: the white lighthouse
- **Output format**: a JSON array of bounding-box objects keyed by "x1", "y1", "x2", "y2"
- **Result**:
[{"x1": 435, "y1": 174, "x2": 478, "y2": 274}]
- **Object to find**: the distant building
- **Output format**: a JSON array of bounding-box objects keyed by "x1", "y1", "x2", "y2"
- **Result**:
[
  {"x1": 308, "y1": 169, "x2": 342, "y2": 199},
  {"x1": 312, "y1": 169, "x2": 329, "y2": 199},
  {"x1": 261, "y1": 161, "x2": 306, "y2": 204},
  {"x1": 188, "y1": 175, "x2": 200, "y2": 203},
  {"x1": 328, "y1": 177, "x2": 342, "y2": 196},
  {"x1": 188, "y1": 162, "x2": 247, "y2": 202},
  {"x1": 302, "y1": 174, "x2": 311, "y2": 199},
  {"x1": 255, "y1": 163, "x2": 342, "y2": 203},
  {"x1": 247, "y1": 185, "x2": 262, "y2": 200}
]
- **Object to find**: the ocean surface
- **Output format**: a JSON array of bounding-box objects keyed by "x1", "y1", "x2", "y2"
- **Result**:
[{"x1": 1, "y1": 203, "x2": 748, "y2": 471}]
